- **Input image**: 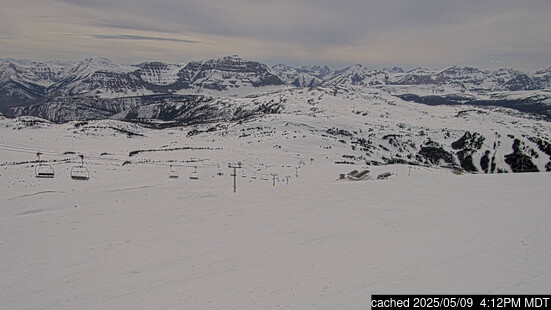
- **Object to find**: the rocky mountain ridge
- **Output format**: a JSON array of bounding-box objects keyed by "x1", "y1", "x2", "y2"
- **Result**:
[{"x1": 1, "y1": 55, "x2": 551, "y2": 123}]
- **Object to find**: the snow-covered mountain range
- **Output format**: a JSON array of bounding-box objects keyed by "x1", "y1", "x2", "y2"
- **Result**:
[
  {"x1": 1, "y1": 55, "x2": 551, "y2": 174},
  {"x1": 1, "y1": 55, "x2": 550, "y2": 121}
]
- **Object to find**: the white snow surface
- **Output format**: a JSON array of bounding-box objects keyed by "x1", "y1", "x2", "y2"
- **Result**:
[{"x1": 1, "y1": 117, "x2": 551, "y2": 309}]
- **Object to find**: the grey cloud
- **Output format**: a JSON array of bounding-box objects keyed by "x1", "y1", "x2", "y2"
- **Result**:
[
  {"x1": 53, "y1": 0, "x2": 551, "y2": 46},
  {"x1": 92, "y1": 34, "x2": 200, "y2": 44},
  {"x1": 3, "y1": 0, "x2": 550, "y2": 69},
  {"x1": 53, "y1": 0, "x2": 373, "y2": 45},
  {"x1": 94, "y1": 20, "x2": 184, "y2": 35}
]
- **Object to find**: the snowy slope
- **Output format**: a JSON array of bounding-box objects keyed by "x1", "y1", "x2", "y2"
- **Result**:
[
  {"x1": 4, "y1": 84, "x2": 551, "y2": 173},
  {"x1": 61, "y1": 57, "x2": 133, "y2": 80},
  {"x1": 0, "y1": 58, "x2": 72, "y2": 87},
  {"x1": 272, "y1": 64, "x2": 331, "y2": 87},
  {"x1": 50, "y1": 57, "x2": 142, "y2": 97},
  {"x1": 1, "y1": 117, "x2": 550, "y2": 309},
  {"x1": 0, "y1": 59, "x2": 73, "y2": 109}
]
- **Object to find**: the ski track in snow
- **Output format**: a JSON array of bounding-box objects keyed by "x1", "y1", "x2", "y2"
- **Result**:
[{"x1": 10, "y1": 190, "x2": 65, "y2": 200}]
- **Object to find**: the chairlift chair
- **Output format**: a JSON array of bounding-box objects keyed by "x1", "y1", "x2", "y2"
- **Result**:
[
  {"x1": 169, "y1": 165, "x2": 179, "y2": 179},
  {"x1": 189, "y1": 166, "x2": 199, "y2": 180},
  {"x1": 35, "y1": 165, "x2": 55, "y2": 178},
  {"x1": 71, "y1": 155, "x2": 90, "y2": 180},
  {"x1": 35, "y1": 152, "x2": 55, "y2": 178},
  {"x1": 71, "y1": 166, "x2": 90, "y2": 180}
]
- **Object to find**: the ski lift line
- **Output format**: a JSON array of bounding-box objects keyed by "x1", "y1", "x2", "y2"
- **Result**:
[
  {"x1": 77, "y1": 155, "x2": 127, "y2": 164},
  {"x1": 0, "y1": 141, "x2": 146, "y2": 165},
  {"x1": 0, "y1": 142, "x2": 45, "y2": 152},
  {"x1": 0, "y1": 142, "x2": 212, "y2": 169},
  {"x1": 0, "y1": 141, "x2": 61, "y2": 154},
  {"x1": 0, "y1": 142, "x2": 116, "y2": 164},
  {"x1": 0, "y1": 145, "x2": 61, "y2": 157},
  {"x1": 1, "y1": 140, "x2": 305, "y2": 175},
  {"x1": 240, "y1": 166, "x2": 257, "y2": 174},
  {"x1": 131, "y1": 161, "x2": 208, "y2": 168},
  {"x1": 0, "y1": 146, "x2": 46, "y2": 155},
  {"x1": 2, "y1": 145, "x2": 55, "y2": 155},
  {"x1": 0, "y1": 147, "x2": 128, "y2": 167},
  {"x1": 0, "y1": 146, "x2": 48, "y2": 154},
  {"x1": 0, "y1": 142, "x2": 72, "y2": 158}
]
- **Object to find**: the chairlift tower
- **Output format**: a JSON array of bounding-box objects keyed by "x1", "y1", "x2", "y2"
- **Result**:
[
  {"x1": 271, "y1": 173, "x2": 278, "y2": 187},
  {"x1": 228, "y1": 162, "x2": 242, "y2": 193}
]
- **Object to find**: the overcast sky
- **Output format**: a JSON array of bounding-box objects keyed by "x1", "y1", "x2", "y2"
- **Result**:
[{"x1": 1, "y1": 0, "x2": 550, "y2": 70}]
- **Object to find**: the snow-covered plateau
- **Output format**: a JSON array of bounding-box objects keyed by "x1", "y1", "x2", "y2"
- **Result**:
[{"x1": 1, "y1": 99, "x2": 551, "y2": 309}]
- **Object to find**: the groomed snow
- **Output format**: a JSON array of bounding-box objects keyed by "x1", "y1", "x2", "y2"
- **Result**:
[{"x1": 1, "y1": 119, "x2": 550, "y2": 309}]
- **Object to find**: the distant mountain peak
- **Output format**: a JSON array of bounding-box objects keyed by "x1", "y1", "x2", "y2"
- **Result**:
[
  {"x1": 386, "y1": 67, "x2": 404, "y2": 73},
  {"x1": 72, "y1": 57, "x2": 131, "y2": 73}
]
